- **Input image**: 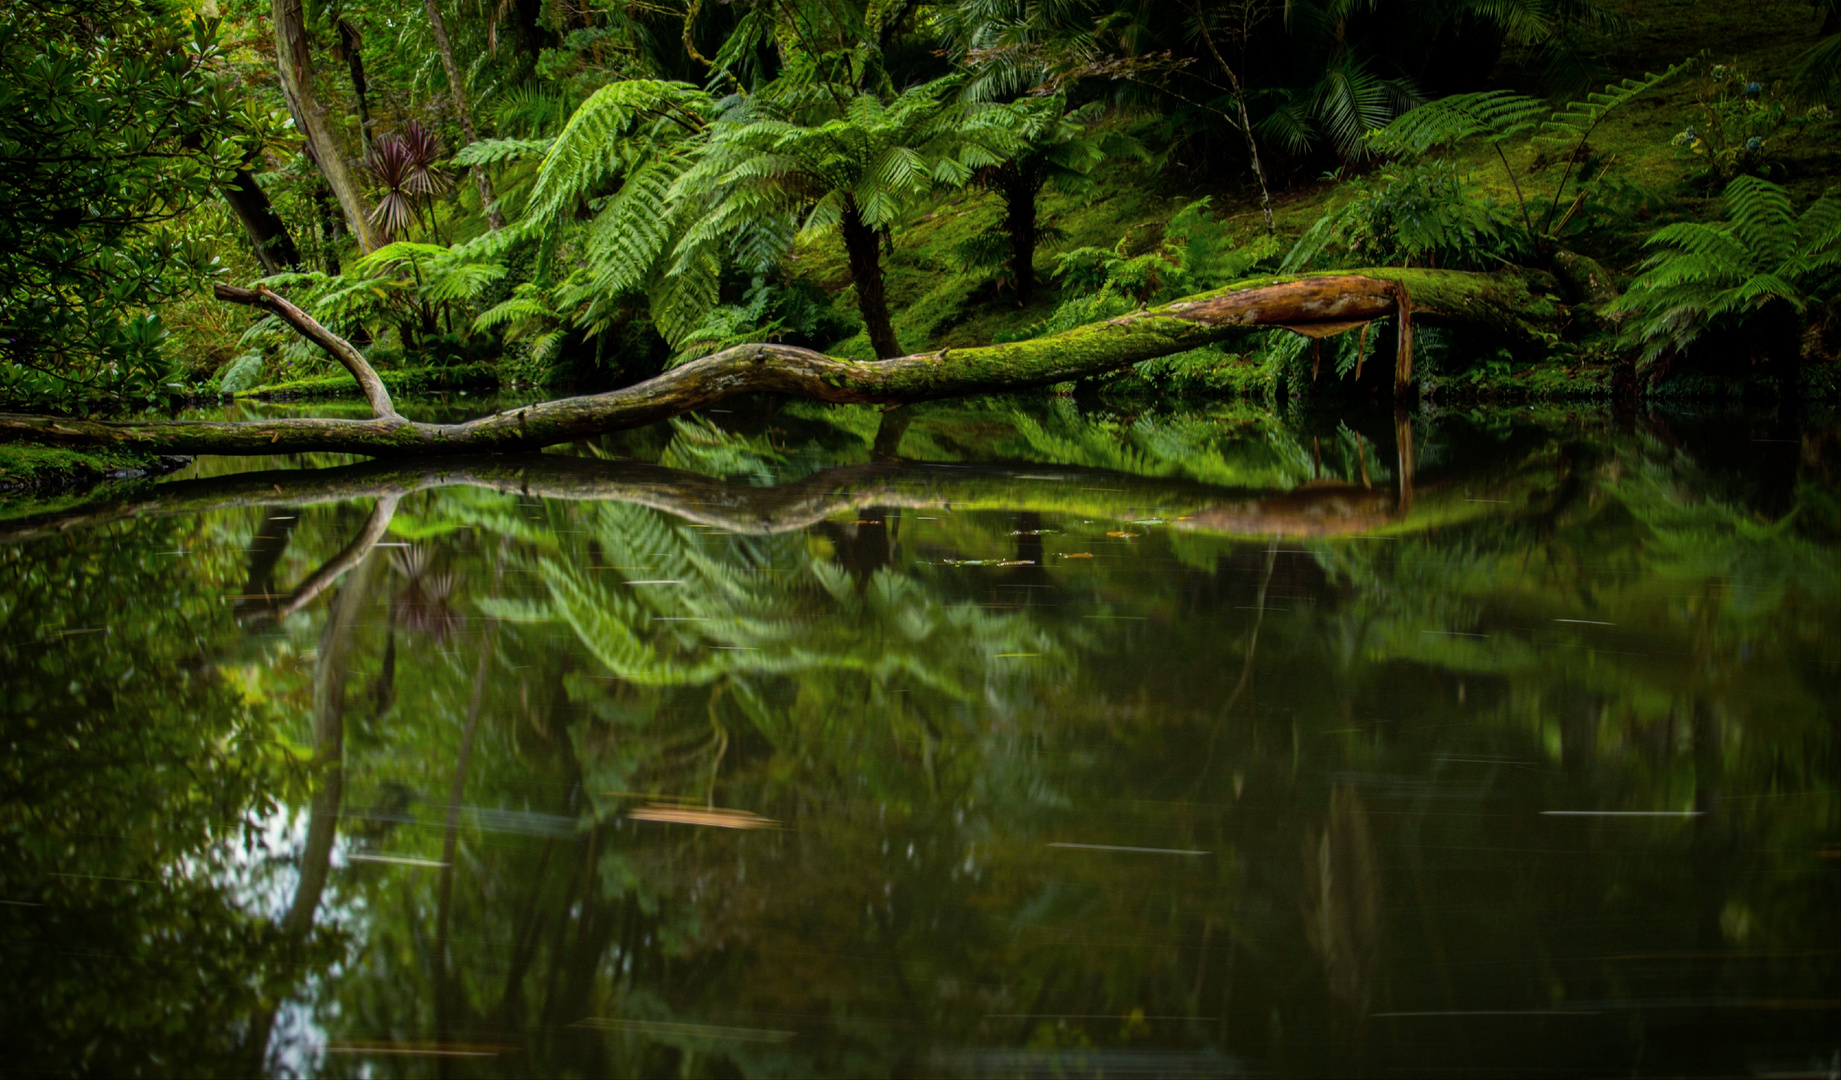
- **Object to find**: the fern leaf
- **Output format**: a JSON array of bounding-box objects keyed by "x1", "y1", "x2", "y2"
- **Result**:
[
  {"x1": 1533, "y1": 58, "x2": 1694, "y2": 149},
  {"x1": 1369, "y1": 89, "x2": 1547, "y2": 155},
  {"x1": 452, "y1": 138, "x2": 554, "y2": 166}
]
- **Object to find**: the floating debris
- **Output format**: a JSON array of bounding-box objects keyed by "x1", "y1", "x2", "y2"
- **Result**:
[
  {"x1": 347, "y1": 853, "x2": 448, "y2": 868},
  {"x1": 628, "y1": 804, "x2": 778, "y2": 829},
  {"x1": 1047, "y1": 842, "x2": 1208, "y2": 856},
  {"x1": 569, "y1": 1018, "x2": 795, "y2": 1043}
]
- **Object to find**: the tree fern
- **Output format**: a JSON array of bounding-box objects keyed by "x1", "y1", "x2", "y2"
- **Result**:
[
  {"x1": 526, "y1": 80, "x2": 713, "y2": 223},
  {"x1": 1610, "y1": 176, "x2": 1841, "y2": 367}
]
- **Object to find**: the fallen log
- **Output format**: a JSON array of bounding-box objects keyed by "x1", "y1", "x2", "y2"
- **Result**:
[{"x1": 0, "y1": 268, "x2": 1565, "y2": 458}]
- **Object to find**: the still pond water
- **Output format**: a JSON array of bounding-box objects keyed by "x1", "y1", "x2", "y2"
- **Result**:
[{"x1": 4, "y1": 397, "x2": 1840, "y2": 1077}]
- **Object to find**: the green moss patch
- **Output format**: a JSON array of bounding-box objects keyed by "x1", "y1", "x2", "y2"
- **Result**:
[
  {"x1": 239, "y1": 362, "x2": 499, "y2": 401},
  {"x1": 0, "y1": 444, "x2": 180, "y2": 496}
]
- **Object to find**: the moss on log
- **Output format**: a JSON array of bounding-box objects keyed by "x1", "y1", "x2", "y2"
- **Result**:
[{"x1": 0, "y1": 269, "x2": 1566, "y2": 458}]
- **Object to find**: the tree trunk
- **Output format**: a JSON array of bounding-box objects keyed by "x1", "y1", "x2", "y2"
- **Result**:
[
  {"x1": 222, "y1": 168, "x2": 302, "y2": 274},
  {"x1": 274, "y1": 0, "x2": 380, "y2": 252},
  {"x1": 1002, "y1": 167, "x2": 1039, "y2": 307},
  {"x1": 841, "y1": 196, "x2": 903, "y2": 359},
  {"x1": 313, "y1": 182, "x2": 343, "y2": 275},
  {"x1": 0, "y1": 268, "x2": 1566, "y2": 456},
  {"x1": 423, "y1": 0, "x2": 506, "y2": 230},
  {"x1": 509, "y1": 0, "x2": 554, "y2": 58},
  {"x1": 334, "y1": 18, "x2": 374, "y2": 157}
]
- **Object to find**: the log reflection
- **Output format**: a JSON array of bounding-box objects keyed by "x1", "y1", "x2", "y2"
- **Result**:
[{"x1": 3, "y1": 436, "x2": 1493, "y2": 550}]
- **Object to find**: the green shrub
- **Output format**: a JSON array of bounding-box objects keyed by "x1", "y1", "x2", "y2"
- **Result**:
[
  {"x1": 1672, "y1": 62, "x2": 1826, "y2": 180},
  {"x1": 1283, "y1": 161, "x2": 1527, "y2": 272},
  {"x1": 1609, "y1": 176, "x2": 1841, "y2": 371}
]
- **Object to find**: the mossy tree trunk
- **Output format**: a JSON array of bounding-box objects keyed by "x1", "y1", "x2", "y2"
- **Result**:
[{"x1": 0, "y1": 268, "x2": 1566, "y2": 458}]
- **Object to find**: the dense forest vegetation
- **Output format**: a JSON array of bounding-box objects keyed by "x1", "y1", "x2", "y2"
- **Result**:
[
  {"x1": 6, "y1": 4, "x2": 1841, "y2": 1072},
  {"x1": 2, "y1": 0, "x2": 1841, "y2": 445}
]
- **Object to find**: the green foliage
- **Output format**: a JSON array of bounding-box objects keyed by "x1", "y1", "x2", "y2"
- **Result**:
[
  {"x1": 1261, "y1": 54, "x2": 1420, "y2": 161},
  {"x1": 1283, "y1": 161, "x2": 1525, "y2": 271},
  {"x1": 1671, "y1": 62, "x2": 1826, "y2": 180},
  {"x1": 669, "y1": 277, "x2": 856, "y2": 366},
  {"x1": 1368, "y1": 89, "x2": 1551, "y2": 155},
  {"x1": 1609, "y1": 176, "x2": 1841, "y2": 367},
  {"x1": 216, "y1": 350, "x2": 266, "y2": 394},
  {"x1": 1047, "y1": 198, "x2": 1278, "y2": 307},
  {"x1": 1530, "y1": 60, "x2": 1696, "y2": 151},
  {"x1": 0, "y1": 5, "x2": 245, "y2": 408},
  {"x1": 1369, "y1": 60, "x2": 1692, "y2": 238},
  {"x1": 1792, "y1": 30, "x2": 1841, "y2": 104}
]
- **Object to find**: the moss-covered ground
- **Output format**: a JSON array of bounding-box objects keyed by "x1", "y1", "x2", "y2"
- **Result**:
[
  {"x1": 0, "y1": 444, "x2": 182, "y2": 497},
  {"x1": 783, "y1": 0, "x2": 1839, "y2": 401},
  {"x1": 237, "y1": 361, "x2": 500, "y2": 401}
]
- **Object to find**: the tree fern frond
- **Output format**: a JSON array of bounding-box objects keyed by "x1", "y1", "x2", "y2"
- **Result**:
[
  {"x1": 1723, "y1": 174, "x2": 1797, "y2": 263},
  {"x1": 1533, "y1": 58, "x2": 1694, "y2": 148},
  {"x1": 352, "y1": 241, "x2": 451, "y2": 277},
  {"x1": 649, "y1": 242, "x2": 722, "y2": 346},
  {"x1": 529, "y1": 80, "x2": 712, "y2": 222},
  {"x1": 421, "y1": 260, "x2": 506, "y2": 303},
  {"x1": 1369, "y1": 89, "x2": 1547, "y2": 155},
  {"x1": 473, "y1": 285, "x2": 558, "y2": 333},
  {"x1": 452, "y1": 138, "x2": 554, "y2": 166}
]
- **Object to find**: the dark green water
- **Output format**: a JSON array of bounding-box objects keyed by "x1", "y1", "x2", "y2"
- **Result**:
[{"x1": 4, "y1": 398, "x2": 1840, "y2": 1078}]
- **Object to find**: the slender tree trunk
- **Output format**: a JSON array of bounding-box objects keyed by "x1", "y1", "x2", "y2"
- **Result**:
[
  {"x1": 435, "y1": 542, "x2": 504, "y2": 1059},
  {"x1": 1188, "y1": 1, "x2": 1275, "y2": 232},
  {"x1": 1001, "y1": 167, "x2": 1040, "y2": 308},
  {"x1": 241, "y1": 540, "x2": 385, "y2": 1070},
  {"x1": 223, "y1": 168, "x2": 302, "y2": 273},
  {"x1": 313, "y1": 182, "x2": 343, "y2": 275},
  {"x1": 334, "y1": 18, "x2": 374, "y2": 157},
  {"x1": 274, "y1": 0, "x2": 380, "y2": 252},
  {"x1": 841, "y1": 196, "x2": 902, "y2": 359},
  {"x1": 422, "y1": 0, "x2": 506, "y2": 230}
]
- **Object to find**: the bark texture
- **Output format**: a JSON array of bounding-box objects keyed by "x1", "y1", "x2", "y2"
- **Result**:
[
  {"x1": 0, "y1": 268, "x2": 1564, "y2": 457},
  {"x1": 274, "y1": 0, "x2": 380, "y2": 252}
]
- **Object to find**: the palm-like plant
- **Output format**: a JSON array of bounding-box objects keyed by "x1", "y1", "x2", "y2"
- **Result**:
[
  {"x1": 965, "y1": 96, "x2": 1140, "y2": 306},
  {"x1": 678, "y1": 67, "x2": 1023, "y2": 357},
  {"x1": 1609, "y1": 176, "x2": 1841, "y2": 372},
  {"x1": 364, "y1": 120, "x2": 450, "y2": 241}
]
